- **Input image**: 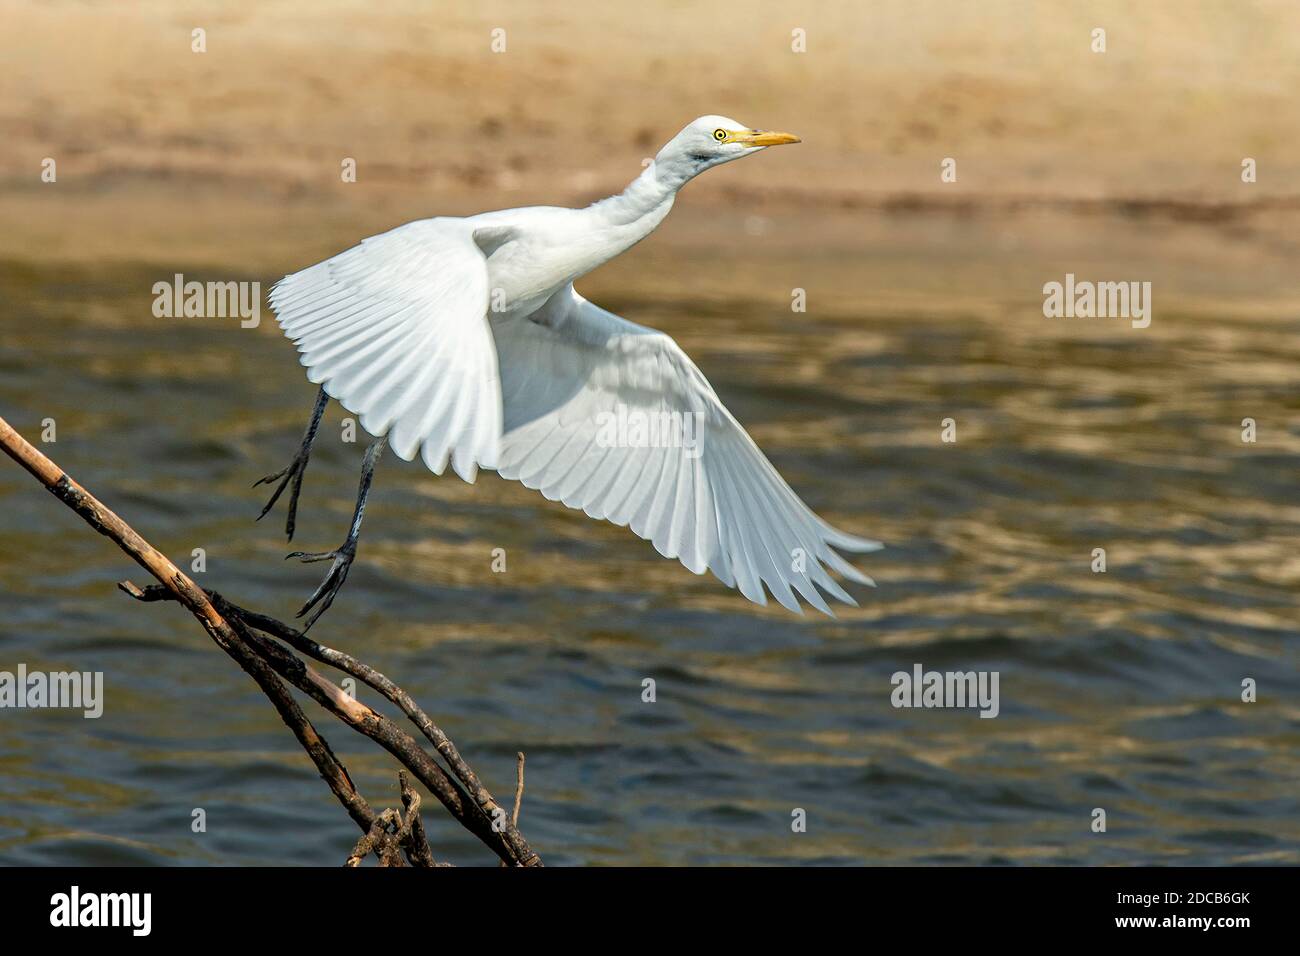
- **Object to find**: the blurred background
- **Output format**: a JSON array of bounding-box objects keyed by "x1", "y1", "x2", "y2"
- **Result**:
[{"x1": 0, "y1": 0, "x2": 1297, "y2": 865}]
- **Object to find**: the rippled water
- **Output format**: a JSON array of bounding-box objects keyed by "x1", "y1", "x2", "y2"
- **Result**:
[{"x1": 0, "y1": 258, "x2": 1297, "y2": 866}]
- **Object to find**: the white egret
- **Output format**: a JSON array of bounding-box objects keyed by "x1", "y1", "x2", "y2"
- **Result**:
[{"x1": 257, "y1": 115, "x2": 881, "y2": 627}]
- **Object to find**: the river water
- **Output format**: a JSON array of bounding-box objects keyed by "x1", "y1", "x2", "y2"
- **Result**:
[{"x1": 0, "y1": 258, "x2": 1297, "y2": 865}]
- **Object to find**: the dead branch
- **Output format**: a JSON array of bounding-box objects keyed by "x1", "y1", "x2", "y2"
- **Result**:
[
  {"x1": 342, "y1": 773, "x2": 443, "y2": 868},
  {"x1": 346, "y1": 808, "x2": 405, "y2": 867},
  {"x1": 121, "y1": 580, "x2": 539, "y2": 865},
  {"x1": 399, "y1": 770, "x2": 441, "y2": 867},
  {"x1": 0, "y1": 413, "x2": 541, "y2": 867},
  {"x1": 124, "y1": 581, "x2": 538, "y2": 866}
]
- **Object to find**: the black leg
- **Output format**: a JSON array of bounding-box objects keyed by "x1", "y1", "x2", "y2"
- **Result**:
[
  {"x1": 286, "y1": 435, "x2": 386, "y2": 631},
  {"x1": 255, "y1": 386, "x2": 329, "y2": 540}
]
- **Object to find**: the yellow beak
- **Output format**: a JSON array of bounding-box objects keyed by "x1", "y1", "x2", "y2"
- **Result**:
[{"x1": 728, "y1": 129, "x2": 801, "y2": 147}]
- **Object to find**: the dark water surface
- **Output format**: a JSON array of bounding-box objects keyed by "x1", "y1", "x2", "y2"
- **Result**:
[{"x1": 0, "y1": 261, "x2": 1297, "y2": 865}]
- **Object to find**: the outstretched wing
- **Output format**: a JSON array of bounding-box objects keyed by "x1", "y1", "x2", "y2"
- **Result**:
[
  {"x1": 270, "y1": 218, "x2": 503, "y2": 481},
  {"x1": 491, "y1": 284, "x2": 881, "y2": 614}
]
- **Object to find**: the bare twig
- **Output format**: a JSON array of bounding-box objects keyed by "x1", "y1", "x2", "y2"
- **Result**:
[
  {"x1": 512, "y1": 752, "x2": 526, "y2": 828},
  {"x1": 346, "y1": 808, "x2": 404, "y2": 867},
  {"x1": 399, "y1": 770, "x2": 440, "y2": 867},
  {"x1": 500, "y1": 751, "x2": 527, "y2": 867},
  {"x1": 343, "y1": 772, "x2": 439, "y2": 867},
  {"x1": 0, "y1": 414, "x2": 541, "y2": 867}
]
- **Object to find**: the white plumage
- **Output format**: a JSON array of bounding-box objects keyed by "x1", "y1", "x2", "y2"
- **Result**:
[{"x1": 271, "y1": 115, "x2": 880, "y2": 614}]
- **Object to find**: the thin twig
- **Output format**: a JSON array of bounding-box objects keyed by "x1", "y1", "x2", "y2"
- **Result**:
[
  {"x1": 344, "y1": 772, "x2": 439, "y2": 867},
  {"x1": 399, "y1": 770, "x2": 439, "y2": 867},
  {"x1": 512, "y1": 752, "x2": 526, "y2": 827},
  {"x1": 346, "y1": 808, "x2": 404, "y2": 867},
  {"x1": 500, "y1": 751, "x2": 527, "y2": 868}
]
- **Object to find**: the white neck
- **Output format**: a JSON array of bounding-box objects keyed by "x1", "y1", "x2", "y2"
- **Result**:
[
  {"x1": 529, "y1": 155, "x2": 703, "y2": 297},
  {"x1": 583, "y1": 158, "x2": 688, "y2": 238}
]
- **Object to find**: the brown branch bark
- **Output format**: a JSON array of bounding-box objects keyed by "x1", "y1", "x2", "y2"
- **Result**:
[
  {"x1": 0, "y1": 413, "x2": 540, "y2": 867},
  {"x1": 346, "y1": 808, "x2": 405, "y2": 867},
  {"x1": 341, "y1": 772, "x2": 440, "y2": 867},
  {"x1": 399, "y1": 770, "x2": 440, "y2": 867}
]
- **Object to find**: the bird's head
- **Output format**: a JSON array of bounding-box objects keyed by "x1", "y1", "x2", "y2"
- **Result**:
[{"x1": 655, "y1": 115, "x2": 800, "y2": 179}]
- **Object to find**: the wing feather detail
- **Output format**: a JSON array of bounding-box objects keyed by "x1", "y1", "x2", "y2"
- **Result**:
[
  {"x1": 492, "y1": 284, "x2": 880, "y2": 613},
  {"x1": 270, "y1": 218, "x2": 502, "y2": 481}
]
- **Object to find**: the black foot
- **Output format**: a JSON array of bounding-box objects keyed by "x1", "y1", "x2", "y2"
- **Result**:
[
  {"x1": 255, "y1": 386, "x2": 329, "y2": 541},
  {"x1": 254, "y1": 454, "x2": 310, "y2": 540},
  {"x1": 286, "y1": 540, "x2": 357, "y2": 631}
]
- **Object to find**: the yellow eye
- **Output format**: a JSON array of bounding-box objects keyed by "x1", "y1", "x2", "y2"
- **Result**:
[{"x1": 713, "y1": 128, "x2": 728, "y2": 142}]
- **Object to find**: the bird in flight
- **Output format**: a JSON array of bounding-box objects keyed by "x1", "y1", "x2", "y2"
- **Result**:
[{"x1": 257, "y1": 115, "x2": 880, "y2": 628}]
